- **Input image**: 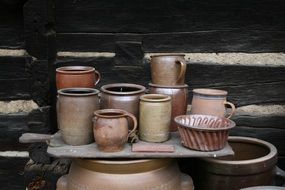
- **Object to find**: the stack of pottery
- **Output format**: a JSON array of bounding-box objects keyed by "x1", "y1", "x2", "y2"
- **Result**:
[
  {"x1": 56, "y1": 66, "x2": 101, "y2": 145},
  {"x1": 146, "y1": 54, "x2": 189, "y2": 136}
]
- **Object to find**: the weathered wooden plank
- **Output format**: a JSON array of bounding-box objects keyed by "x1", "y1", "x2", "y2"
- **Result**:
[
  {"x1": 0, "y1": 107, "x2": 50, "y2": 151},
  {"x1": 230, "y1": 126, "x2": 285, "y2": 155},
  {"x1": 55, "y1": 0, "x2": 285, "y2": 33},
  {"x1": 24, "y1": 0, "x2": 56, "y2": 59},
  {"x1": 0, "y1": 157, "x2": 28, "y2": 190}
]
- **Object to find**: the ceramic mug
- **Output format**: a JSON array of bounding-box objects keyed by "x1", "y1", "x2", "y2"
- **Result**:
[{"x1": 56, "y1": 66, "x2": 101, "y2": 90}]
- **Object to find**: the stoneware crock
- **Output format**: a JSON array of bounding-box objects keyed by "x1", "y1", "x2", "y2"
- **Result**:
[
  {"x1": 57, "y1": 88, "x2": 100, "y2": 145},
  {"x1": 190, "y1": 88, "x2": 236, "y2": 118},
  {"x1": 93, "y1": 109, "x2": 137, "y2": 152},
  {"x1": 183, "y1": 136, "x2": 285, "y2": 190},
  {"x1": 148, "y1": 83, "x2": 188, "y2": 131},
  {"x1": 56, "y1": 66, "x2": 101, "y2": 90},
  {"x1": 150, "y1": 54, "x2": 187, "y2": 85},
  {"x1": 139, "y1": 94, "x2": 172, "y2": 143},
  {"x1": 57, "y1": 158, "x2": 194, "y2": 190}
]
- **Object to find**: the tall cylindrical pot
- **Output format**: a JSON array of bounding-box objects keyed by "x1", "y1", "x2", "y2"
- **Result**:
[
  {"x1": 57, "y1": 88, "x2": 100, "y2": 145},
  {"x1": 139, "y1": 94, "x2": 172, "y2": 142},
  {"x1": 148, "y1": 83, "x2": 188, "y2": 131}
]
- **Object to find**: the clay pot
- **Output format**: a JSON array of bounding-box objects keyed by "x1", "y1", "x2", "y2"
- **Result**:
[
  {"x1": 139, "y1": 94, "x2": 172, "y2": 142},
  {"x1": 57, "y1": 88, "x2": 100, "y2": 145},
  {"x1": 190, "y1": 88, "x2": 236, "y2": 118},
  {"x1": 57, "y1": 158, "x2": 194, "y2": 190},
  {"x1": 93, "y1": 109, "x2": 137, "y2": 152},
  {"x1": 185, "y1": 136, "x2": 285, "y2": 190},
  {"x1": 241, "y1": 186, "x2": 285, "y2": 190},
  {"x1": 148, "y1": 83, "x2": 189, "y2": 131},
  {"x1": 100, "y1": 83, "x2": 146, "y2": 122},
  {"x1": 150, "y1": 54, "x2": 187, "y2": 85},
  {"x1": 56, "y1": 66, "x2": 101, "y2": 90}
]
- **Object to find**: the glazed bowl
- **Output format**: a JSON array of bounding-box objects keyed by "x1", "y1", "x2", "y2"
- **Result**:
[{"x1": 174, "y1": 114, "x2": 236, "y2": 151}]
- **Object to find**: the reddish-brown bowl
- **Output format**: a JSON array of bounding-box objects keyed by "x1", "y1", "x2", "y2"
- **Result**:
[{"x1": 174, "y1": 114, "x2": 236, "y2": 151}]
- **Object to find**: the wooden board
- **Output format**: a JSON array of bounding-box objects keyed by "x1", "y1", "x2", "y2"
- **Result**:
[{"x1": 47, "y1": 131, "x2": 234, "y2": 158}]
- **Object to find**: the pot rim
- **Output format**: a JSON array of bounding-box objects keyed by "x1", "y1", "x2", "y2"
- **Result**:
[
  {"x1": 174, "y1": 114, "x2": 236, "y2": 131},
  {"x1": 140, "y1": 94, "x2": 171, "y2": 102},
  {"x1": 148, "y1": 83, "x2": 189, "y2": 88},
  {"x1": 202, "y1": 136, "x2": 277, "y2": 165},
  {"x1": 101, "y1": 83, "x2": 146, "y2": 95},
  {"x1": 93, "y1": 108, "x2": 128, "y2": 118},
  {"x1": 56, "y1": 66, "x2": 95, "y2": 74},
  {"x1": 193, "y1": 88, "x2": 228, "y2": 96},
  {"x1": 150, "y1": 53, "x2": 185, "y2": 58},
  {"x1": 58, "y1": 88, "x2": 100, "y2": 96}
]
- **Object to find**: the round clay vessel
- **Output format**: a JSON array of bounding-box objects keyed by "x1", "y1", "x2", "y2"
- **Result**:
[
  {"x1": 185, "y1": 136, "x2": 284, "y2": 190},
  {"x1": 148, "y1": 83, "x2": 188, "y2": 131},
  {"x1": 93, "y1": 109, "x2": 137, "y2": 152},
  {"x1": 100, "y1": 83, "x2": 146, "y2": 123},
  {"x1": 139, "y1": 94, "x2": 172, "y2": 142},
  {"x1": 57, "y1": 88, "x2": 100, "y2": 145},
  {"x1": 150, "y1": 54, "x2": 187, "y2": 85},
  {"x1": 191, "y1": 88, "x2": 236, "y2": 118},
  {"x1": 57, "y1": 158, "x2": 194, "y2": 190},
  {"x1": 56, "y1": 66, "x2": 101, "y2": 90}
]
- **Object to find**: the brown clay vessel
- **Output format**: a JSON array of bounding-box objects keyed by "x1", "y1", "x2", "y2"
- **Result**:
[
  {"x1": 93, "y1": 109, "x2": 137, "y2": 152},
  {"x1": 56, "y1": 66, "x2": 101, "y2": 90},
  {"x1": 57, "y1": 158, "x2": 194, "y2": 190},
  {"x1": 150, "y1": 54, "x2": 187, "y2": 85},
  {"x1": 57, "y1": 88, "x2": 100, "y2": 145},
  {"x1": 139, "y1": 94, "x2": 172, "y2": 142},
  {"x1": 148, "y1": 83, "x2": 188, "y2": 131},
  {"x1": 190, "y1": 88, "x2": 236, "y2": 118}
]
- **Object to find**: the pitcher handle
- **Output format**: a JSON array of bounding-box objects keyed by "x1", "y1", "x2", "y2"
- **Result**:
[
  {"x1": 124, "y1": 112, "x2": 138, "y2": 142},
  {"x1": 274, "y1": 166, "x2": 285, "y2": 185},
  {"x1": 224, "y1": 101, "x2": 236, "y2": 119},
  {"x1": 56, "y1": 175, "x2": 68, "y2": 190},
  {"x1": 94, "y1": 70, "x2": 101, "y2": 86},
  {"x1": 176, "y1": 60, "x2": 186, "y2": 84}
]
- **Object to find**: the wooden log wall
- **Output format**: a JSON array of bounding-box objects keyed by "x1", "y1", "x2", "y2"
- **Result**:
[{"x1": 0, "y1": 0, "x2": 284, "y2": 189}]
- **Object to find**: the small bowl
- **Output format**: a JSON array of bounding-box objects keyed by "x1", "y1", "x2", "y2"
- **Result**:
[{"x1": 174, "y1": 114, "x2": 236, "y2": 151}]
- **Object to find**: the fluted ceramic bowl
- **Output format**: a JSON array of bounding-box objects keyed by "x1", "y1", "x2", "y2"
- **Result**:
[{"x1": 174, "y1": 114, "x2": 236, "y2": 151}]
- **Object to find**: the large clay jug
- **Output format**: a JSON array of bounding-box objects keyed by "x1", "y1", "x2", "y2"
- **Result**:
[
  {"x1": 150, "y1": 54, "x2": 187, "y2": 85},
  {"x1": 190, "y1": 88, "x2": 236, "y2": 118}
]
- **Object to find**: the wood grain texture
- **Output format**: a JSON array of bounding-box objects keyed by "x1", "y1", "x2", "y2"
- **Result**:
[
  {"x1": 0, "y1": 107, "x2": 50, "y2": 151},
  {"x1": 0, "y1": 157, "x2": 28, "y2": 190}
]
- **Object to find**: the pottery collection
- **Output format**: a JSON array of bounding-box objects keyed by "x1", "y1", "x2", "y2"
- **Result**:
[
  {"x1": 139, "y1": 94, "x2": 172, "y2": 142},
  {"x1": 93, "y1": 109, "x2": 137, "y2": 152}
]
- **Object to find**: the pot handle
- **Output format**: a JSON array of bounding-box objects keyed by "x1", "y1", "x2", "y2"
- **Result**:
[
  {"x1": 125, "y1": 112, "x2": 138, "y2": 143},
  {"x1": 180, "y1": 173, "x2": 194, "y2": 190},
  {"x1": 176, "y1": 60, "x2": 187, "y2": 84},
  {"x1": 224, "y1": 101, "x2": 236, "y2": 119},
  {"x1": 274, "y1": 166, "x2": 285, "y2": 185},
  {"x1": 94, "y1": 70, "x2": 101, "y2": 86},
  {"x1": 56, "y1": 175, "x2": 68, "y2": 190}
]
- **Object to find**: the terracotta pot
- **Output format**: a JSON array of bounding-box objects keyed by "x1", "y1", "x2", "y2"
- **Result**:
[
  {"x1": 56, "y1": 66, "x2": 101, "y2": 90},
  {"x1": 185, "y1": 136, "x2": 285, "y2": 190},
  {"x1": 57, "y1": 88, "x2": 100, "y2": 145},
  {"x1": 57, "y1": 158, "x2": 194, "y2": 190},
  {"x1": 93, "y1": 109, "x2": 137, "y2": 152},
  {"x1": 190, "y1": 88, "x2": 236, "y2": 118},
  {"x1": 100, "y1": 83, "x2": 146, "y2": 122},
  {"x1": 175, "y1": 114, "x2": 236, "y2": 151},
  {"x1": 150, "y1": 54, "x2": 187, "y2": 85},
  {"x1": 148, "y1": 83, "x2": 189, "y2": 131},
  {"x1": 139, "y1": 94, "x2": 172, "y2": 142}
]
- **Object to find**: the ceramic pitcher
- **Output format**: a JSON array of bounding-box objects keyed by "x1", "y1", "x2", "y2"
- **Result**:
[
  {"x1": 56, "y1": 66, "x2": 101, "y2": 90},
  {"x1": 57, "y1": 88, "x2": 100, "y2": 145},
  {"x1": 150, "y1": 54, "x2": 187, "y2": 85},
  {"x1": 190, "y1": 88, "x2": 236, "y2": 118},
  {"x1": 93, "y1": 109, "x2": 137, "y2": 152},
  {"x1": 139, "y1": 94, "x2": 172, "y2": 142}
]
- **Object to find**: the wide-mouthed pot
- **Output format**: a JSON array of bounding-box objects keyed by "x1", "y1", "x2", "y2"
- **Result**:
[
  {"x1": 184, "y1": 136, "x2": 285, "y2": 190},
  {"x1": 57, "y1": 158, "x2": 194, "y2": 190}
]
